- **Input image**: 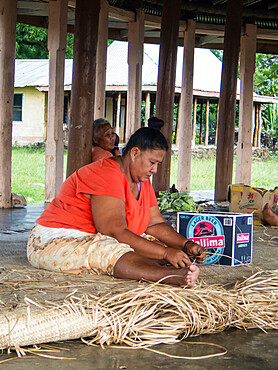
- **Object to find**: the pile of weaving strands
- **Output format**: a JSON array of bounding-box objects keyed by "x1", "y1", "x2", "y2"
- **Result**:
[{"x1": 0, "y1": 269, "x2": 277, "y2": 355}]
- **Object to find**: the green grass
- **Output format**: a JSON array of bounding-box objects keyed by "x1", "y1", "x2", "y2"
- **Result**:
[
  {"x1": 171, "y1": 156, "x2": 217, "y2": 190},
  {"x1": 12, "y1": 146, "x2": 67, "y2": 203},
  {"x1": 11, "y1": 146, "x2": 278, "y2": 203},
  {"x1": 170, "y1": 155, "x2": 278, "y2": 190},
  {"x1": 250, "y1": 159, "x2": 278, "y2": 189}
]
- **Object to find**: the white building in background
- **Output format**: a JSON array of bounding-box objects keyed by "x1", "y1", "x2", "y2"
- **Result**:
[{"x1": 12, "y1": 41, "x2": 276, "y2": 145}]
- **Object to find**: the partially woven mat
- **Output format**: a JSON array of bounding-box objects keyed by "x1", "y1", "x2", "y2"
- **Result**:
[
  {"x1": 0, "y1": 225, "x2": 277, "y2": 352},
  {"x1": 0, "y1": 270, "x2": 277, "y2": 350}
]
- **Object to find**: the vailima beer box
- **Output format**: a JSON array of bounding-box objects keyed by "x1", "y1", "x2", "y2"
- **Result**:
[{"x1": 177, "y1": 212, "x2": 253, "y2": 266}]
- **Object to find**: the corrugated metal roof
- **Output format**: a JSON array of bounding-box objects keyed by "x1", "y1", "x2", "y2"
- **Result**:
[
  {"x1": 15, "y1": 41, "x2": 232, "y2": 93},
  {"x1": 14, "y1": 59, "x2": 73, "y2": 87},
  {"x1": 106, "y1": 41, "x2": 238, "y2": 93}
]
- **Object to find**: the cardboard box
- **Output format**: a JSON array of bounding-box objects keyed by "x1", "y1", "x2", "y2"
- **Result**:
[
  {"x1": 228, "y1": 184, "x2": 278, "y2": 225},
  {"x1": 177, "y1": 212, "x2": 253, "y2": 266}
]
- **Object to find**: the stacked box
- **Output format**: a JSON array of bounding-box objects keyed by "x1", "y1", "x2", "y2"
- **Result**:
[
  {"x1": 228, "y1": 184, "x2": 278, "y2": 225},
  {"x1": 177, "y1": 212, "x2": 253, "y2": 266}
]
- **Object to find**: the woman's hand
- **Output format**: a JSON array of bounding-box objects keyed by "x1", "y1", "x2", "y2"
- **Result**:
[
  {"x1": 163, "y1": 247, "x2": 191, "y2": 269},
  {"x1": 184, "y1": 241, "x2": 206, "y2": 264}
]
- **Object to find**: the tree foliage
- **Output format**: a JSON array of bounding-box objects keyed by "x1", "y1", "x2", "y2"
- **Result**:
[
  {"x1": 254, "y1": 54, "x2": 278, "y2": 97},
  {"x1": 16, "y1": 24, "x2": 48, "y2": 59},
  {"x1": 211, "y1": 49, "x2": 223, "y2": 62},
  {"x1": 16, "y1": 24, "x2": 113, "y2": 59},
  {"x1": 211, "y1": 50, "x2": 278, "y2": 136},
  {"x1": 254, "y1": 54, "x2": 278, "y2": 136},
  {"x1": 16, "y1": 24, "x2": 74, "y2": 59}
]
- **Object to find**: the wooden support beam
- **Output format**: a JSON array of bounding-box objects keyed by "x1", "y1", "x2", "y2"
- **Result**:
[
  {"x1": 17, "y1": 15, "x2": 48, "y2": 28},
  {"x1": 177, "y1": 19, "x2": 196, "y2": 192},
  {"x1": 115, "y1": 92, "x2": 121, "y2": 136},
  {"x1": 126, "y1": 9, "x2": 144, "y2": 141},
  {"x1": 175, "y1": 95, "x2": 181, "y2": 144},
  {"x1": 67, "y1": 0, "x2": 100, "y2": 177},
  {"x1": 108, "y1": 5, "x2": 135, "y2": 22},
  {"x1": 252, "y1": 103, "x2": 255, "y2": 145},
  {"x1": 235, "y1": 23, "x2": 257, "y2": 185},
  {"x1": 204, "y1": 99, "x2": 209, "y2": 146},
  {"x1": 253, "y1": 104, "x2": 259, "y2": 147},
  {"x1": 45, "y1": 0, "x2": 68, "y2": 202},
  {"x1": 122, "y1": 97, "x2": 127, "y2": 142},
  {"x1": 150, "y1": 93, "x2": 155, "y2": 118},
  {"x1": 215, "y1": 0, "x2": 242, "y2": 201},
  {"x1": 144, "y1": 92, "x2": 151, "y2": 126},
  {"x1": 0, "y1": 0, "x2": 17, "y2": 208},
  {"x1": 192, "y1": 97, "x2": 197, "y2": 147},
  {"x1": 215, "y1": 101, "x2": 219, "y2": 146},
  {"x1": 94, "y1": 0, "x2": 108, "y2": 119},
  {"x1": 152, "y1": 0, "x2": 181, "y2": 193},
  {"x1": 17, "y1": 1, "x2": 48, "y2": 14},
  {"x1": 257, "y1": 104, "x2": 261, "y2": 147},
  {"x1": 199, "y1": 102, "x2": 203, "y2": 144},
  {"x1": 112, "y1": 94, "x2": 116, "y2": 127}
]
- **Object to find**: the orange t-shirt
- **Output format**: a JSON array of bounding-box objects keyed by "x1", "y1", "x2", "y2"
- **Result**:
[
  {"x1": 36, "y1": 158, "x2": 157, "y2": 235},
  {"x1": 92, "y1": 146, "x2": 112, "y2": 162}
]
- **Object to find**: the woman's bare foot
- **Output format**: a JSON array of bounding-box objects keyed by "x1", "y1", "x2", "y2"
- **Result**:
[
  {"x1": 186, "y1": 264, "x2": 199, "y2": 287},
  {"x1": 262, "y1": 203, "x2": 278, "y2": 226},
  {"x1": 114, "y1": 252, "x2": 200, "y2": 287}
]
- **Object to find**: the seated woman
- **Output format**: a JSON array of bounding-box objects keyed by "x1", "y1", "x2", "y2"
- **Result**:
[
  {"x1": 27, "y1": 127, "x2": 206, "y2": 286},
  {"x1": 148, "y1": 116, "x2": 164, "y2": 132},
  {"x1": 111, "y1": 132, "x2": 121, "y2": 156},
  {"x1": 92, "y1": 118, "x2": 119, "y2": 162},
  {"x1": 262, "y1": 203, "x2": 278, "y2": 226}
]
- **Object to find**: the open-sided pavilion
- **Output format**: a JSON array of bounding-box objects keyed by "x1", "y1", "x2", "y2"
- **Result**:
[{"x1": 1, "y1": 0, "x2": 278, "y2": 207}]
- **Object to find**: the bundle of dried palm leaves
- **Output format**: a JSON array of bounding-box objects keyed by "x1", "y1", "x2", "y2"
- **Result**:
[{"x1": 0, "y1": 270, "x2": 277, "y2": 352}]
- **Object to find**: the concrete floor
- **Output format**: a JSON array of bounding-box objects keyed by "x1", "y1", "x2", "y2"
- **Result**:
[{"x1": 0, "y1": 203, "x2": 277, "y2": 369}]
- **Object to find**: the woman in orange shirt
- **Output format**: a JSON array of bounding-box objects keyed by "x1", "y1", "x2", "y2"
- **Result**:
[
  {"x1": 27, "y1": 127, "x2": 205, "y2": 286},
  {"x1": 92, "y1": 118, "x2": 120, "y2": 162}
]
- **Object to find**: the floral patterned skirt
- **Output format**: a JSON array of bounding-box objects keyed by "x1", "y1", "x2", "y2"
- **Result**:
[{"x1": 27, "y1": 224, "x2": 133, "y2": 276}]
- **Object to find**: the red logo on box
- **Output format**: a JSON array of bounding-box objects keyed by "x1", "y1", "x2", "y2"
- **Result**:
[
  {"x1": 237, "y1": 233, "x2": 249, "y2": 243},
  {"x1": 190, "y1": 235, "x2": 225, "y2": 249}
]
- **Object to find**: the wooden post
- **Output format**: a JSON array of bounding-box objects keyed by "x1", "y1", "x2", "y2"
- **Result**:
[
  {"x1": 192, "y1": 97, "x2": 197, "y2": 147},
  {"x1": 215, "y1": 101, "x2": 219, "y2": 146},
  {"x1": 253, "y1": 104, "x2": 258, "y2": 147},
  {"x1": 115, "y1": 92, "x2": 121, "y2": 136},
  {"x1": 235, "y1": 23, "x2": 257, "y2": 185},
  {"x1": 145, "y1": 92, "x2": 151, "y2": 126},
  {"x1": 0, "y1": 0, "x2": 17, "y2": 208},
  {"x1": 112, "y1": 94, "x2": 117, "y2": 127},
  {"x1": 152, "y1": 0, "x2": 181, "y2": 193},
  {"x1": 150, "y1": 93, "x2": 155, "y2": 117},
  {"x1": 175, "y1": 95, "x2": 181, "y2": 144},
  {"x1": 126, "y1": 9, "x2": 144, "y2": 141},
  {"x1": 257, "y1": 104, "x2": 261, "y2": 147},
  {"x1": 176, "y1": 19, "x2": 195, "y2": 192},
  {"x1": 67, "y1": 0, "x2": 100, "y2": 177},
  {"x1": 67, "y1": 93, "x2": 71, "y2": 126},
  {"x1": 215, "y1": 0, "x2": 242, "y2": 201},
  {"x1": 204, "y1": 99, "x2": 209, "y2": 146},
  {"x1": 251, "y1": 103, "x2": 255, "y2": 145},
  {"x1": 199, "y1": 102, "x2": 203, "y2": 144},
  {"x1": 94, "y1": 0, "x2": 108, "y2": 119},
  {"x1": 45, "y1": 0, "x2": 68, "y2": 202},
  {"x1": 105, "y1": 96, "x2": 113, "y2": 124},
  {"x1": 123, "y1": 97, "x2": 127, "y2": 142}
]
